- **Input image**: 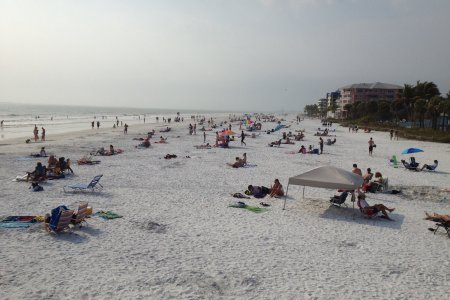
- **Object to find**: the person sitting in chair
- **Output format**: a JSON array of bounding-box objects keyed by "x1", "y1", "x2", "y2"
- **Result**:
[
  {"x1": 421, "y1": 160, "x2": 438, "y2": 171},
  {"x1": 409, "y1": 157, "x2": 419, "y2": 168},
  {"x1": 357, "y1": 193, "x2": 395, "y2": 220},
  {"x1": 401, "y1": 159, "x2": 418, "y2": 171},
  {"x1": 26, "y1": 162, "x2": 46, "y2": 182}
]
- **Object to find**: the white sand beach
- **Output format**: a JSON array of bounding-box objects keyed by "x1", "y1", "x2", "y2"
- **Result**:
[{"x1": 1, "y1": 116, "x2": 449, "y2": 299}]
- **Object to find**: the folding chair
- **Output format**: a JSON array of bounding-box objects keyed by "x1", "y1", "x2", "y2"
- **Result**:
[{"x1": 63, "y1": 175, "x2": 103, "y2": 193}]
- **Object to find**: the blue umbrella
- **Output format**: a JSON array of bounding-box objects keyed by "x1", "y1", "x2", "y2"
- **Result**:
[{"x1": 401, "y1": 148, "x2": 424, "y2": 154}]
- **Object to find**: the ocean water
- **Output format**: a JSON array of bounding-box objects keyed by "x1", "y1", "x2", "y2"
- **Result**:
[{"x1": 0, "y1": 102, "x2": 232, "y2": 141}]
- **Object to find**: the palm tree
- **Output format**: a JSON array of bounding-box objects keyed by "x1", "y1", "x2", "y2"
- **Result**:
[
  {"x1": 414, "y1": 99, "x2": 427, "y2": 128},
  {"x1": 401, "y1": 84, "x2": 415, "y2": 122},
  {"x1": 427, "y1": 96, "x2": 442, "y2": 130}
]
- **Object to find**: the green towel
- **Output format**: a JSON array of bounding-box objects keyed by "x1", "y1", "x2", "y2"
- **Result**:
[
  {"x1": 228, "y1": 204, "x2": 268, "y2": 213},
  {"x1": 93, "y1": 211, "x2": 123, "y2": 219}
]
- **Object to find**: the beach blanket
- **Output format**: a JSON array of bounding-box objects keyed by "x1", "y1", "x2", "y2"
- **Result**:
[
  {"x1": 93, "y1": 211, "x2": 123, "y2": 219},
  {"x1": 0, "y1": 216, "x2": 37, "y2": 228},
  {"x1": 228, "y1": 202, "x2": 268, "y2": 213}
]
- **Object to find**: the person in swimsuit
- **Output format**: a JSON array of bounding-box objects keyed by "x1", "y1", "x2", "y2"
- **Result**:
[
  {"x1": 357, "y1": 193, "x2": 395, "y2": 220},
  {"x1": 368, "y1": 137, "x2": 375, "y2": 156}
]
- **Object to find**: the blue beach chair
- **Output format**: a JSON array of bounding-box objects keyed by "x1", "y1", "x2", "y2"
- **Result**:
[
  {"x1": 46, "y1": 206, "x2": 74, "y2": 233},
  {"x1": 63, "y1": 174, "x2": 103, "y2": 193}
]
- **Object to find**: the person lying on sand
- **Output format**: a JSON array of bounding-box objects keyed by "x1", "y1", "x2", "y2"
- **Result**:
[
  {"x1": 247, "y1": 185, "x2": 271, "y2": 198},
  {"x1": 268, "y1": 139, "x2": 282, "y2": 147},
  {"x1": 357, "y1": 193, "x2": 395, "y2": 220},
  {"x1": 137, "y1": 138, "x2": 151, "y2": 148},
  {"x1": 195, "y1": 143, "x2": 211, "y2": 149},
  {"x1": 228, "y1": 157, "x2": 245, "y2": 168},
  {"x1": 281, "y1": 137, "x2": 294, "y2": 144},
  {"x1": 424, "y1": 212, "x2": 450, "y2": 222}
]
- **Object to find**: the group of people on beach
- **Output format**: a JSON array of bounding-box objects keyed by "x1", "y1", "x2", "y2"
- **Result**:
[{"x1": 32, "y1": 125, "x2": 46, "y2": 142}]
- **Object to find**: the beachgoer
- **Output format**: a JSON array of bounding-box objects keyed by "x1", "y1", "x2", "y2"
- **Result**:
[
  {"x1": 97, "y1": 121, "x2": 100, "y2": 129},
  {"x1": 247, "y1": 185, "x2": 271, "y2": 198},
  {"x1": 242, "y1": 153, "x2": 247, "y2": 165},
  {"x1": 124, "y1": 124, "x2": 128, "y2": 134},
  {"x1": 41, "y1": 127, "x2": 46, "y2": 141},
  {"x1": 270, "y1": 179, "x2": 284, "y2": 198},
  {"x1": 421, "y1": 160, "x2": 438, "y2": 171},
  {"x1": 27, "y1": 162, "x2": 46, "y2": 182},
  {"x1": 0, "y1": 120, "x2": 3, "y2": 127},
  {"x1": 352, "y1": 164, "x2": 362, "y2": 176},
  {"x1": 47, "y1": 155, "x2": 58, "y2": 170},
  {"x1": 230, "y1": 157, "x2": 245, "y2": 168},
  {"x1": 110, "y1": 145, "x2": 115, "y2": 155},
  {"x1": 363, "y1": 168, "x2": 373, "y2": 182},
  {"x1": 298, "y1": 145, "x2": 306, "y2": 154},
  {"x1": 241, "y1": 130, "x2": 246, "y2": 146},
  {"x1": 203, "y1": 131, "x2": 206, "y2": 143},
  {"x1": 33, "y1": 125, "x2": 39, "y2": 142},
  {"x1": 39, "y1": 147, "x2": 46, "y2": 157},
  {"x1": 319, "y1": 137, "x2": 324, "y2": 154},
  {"x1": 389, "y1": 129, "x2": 394, "y2": 140},
  {"x1": 368, "y1": 137, "x2": 375, "y2": 156},
  {"x1": 357, "y1": 193, "x2": 395, "y2": 220},
  {"x1": 91, "y1": 121, "x2": 95, "y2": 129}
]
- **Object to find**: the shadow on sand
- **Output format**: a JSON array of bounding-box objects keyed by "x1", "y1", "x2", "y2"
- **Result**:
[{"x1": 319, "y1": 204, "x2": 405, "y2": 230}]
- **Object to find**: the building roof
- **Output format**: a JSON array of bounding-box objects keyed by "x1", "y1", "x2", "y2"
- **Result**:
[{"x1": 340, "y1": 82, "x2": 403, "y2": 90}]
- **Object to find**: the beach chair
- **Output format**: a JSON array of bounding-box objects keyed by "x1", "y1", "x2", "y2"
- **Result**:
[
  {"x1": 47, "y1": 209, "x2": 74, "y2": 233},
  {"x1": 330, "y1": 191, "x2": 349, "y2": 207},
  {"x1": 433, "y1": 221, "x2": 450, "y2": 238},
  {"x1": 71, "y1": 202, "x2": 89, "y2": 227},
  {"x1": 377, "y1": 178, "x2": 389, "y2": 192},
  {"x1": 63, "y1": 174, "x2": 103, "y2": 193},
  {"x1": 389, "y1": 155, "x2": 399, "y2": 168}
]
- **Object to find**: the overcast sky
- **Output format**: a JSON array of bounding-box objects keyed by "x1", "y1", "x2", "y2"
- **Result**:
[{"x1": 1, "y1": 0, "x2": 449, "y2": 111}]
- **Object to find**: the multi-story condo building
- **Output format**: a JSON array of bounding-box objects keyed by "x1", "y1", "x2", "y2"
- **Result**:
[{"x1": 336, "y1": 82, "x2": 403, "y2": 118}]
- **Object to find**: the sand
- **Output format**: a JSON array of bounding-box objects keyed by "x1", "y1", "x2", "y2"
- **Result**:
[{"x1": 1, "y1": 116, "x2": 449, "y2": 299}]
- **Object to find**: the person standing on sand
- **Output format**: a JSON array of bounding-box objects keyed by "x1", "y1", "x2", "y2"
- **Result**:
[
  {"x1": 91, "y1": 121, "x2": 94, "y2": 129},
  {"x1": 33, "y1": 125, "x2": 39, "y2": 142},
  {"x1": 1, "y1": 120, "x2": 3, "y2": 127},
  {"x1": 41, "y1": 127, "x2": 46, "y2": 141},
  {"x1": 390, "y1": 129, "x2": 394, "y2": 140},
  {"x1": 97, "y1": 121, "x2": 100, "y2": 129},
  {"x1": 124, "y1": 124, "x2": 128, "y2": 134},
  {"x1": 241, "y1": 130, "x2": 246, "y2": 146},
  {"x1": 194, "y1": 123, "x2": 197, "y2": 135},
  {"x1": 203, "y1": 131, "x2": 206, "y2": 143},
  {"x1": 319, "y1": 137, "x2": 324, "y2": 154},
  {"x1": 368, "y1": 137, "x2": 375, "y2": 156}
]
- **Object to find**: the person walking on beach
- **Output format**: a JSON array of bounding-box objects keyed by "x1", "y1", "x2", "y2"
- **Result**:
[
  {"x1": 368, "y1": 137, "x2": 375, "y2": 156},
  {"x1": 41, "y1": 127, "x2": 46, "y2": 141},
  {"x1": 241, "y1": 130, "x2": 246, "y2": 146},
  {"x1": 319, "y1": 137, "x2": 324, "y2": 154},
  {"x1": 1, "y1": 120, "x2": 3, "y2": 127},
  {"x1": 203, "y1": 131, "x2": 206, "y2": 143},
  {"x1": 97, "y1": 121, "x2": 100, "y2": 129},
  {"x1": 33, "y1": 125, "x2": 39, "y2": 142},
  {"x1": 389, "y1": 129, "x2": 394, "y2": 140},
  {"x1": 194, "y1": 124, "x2": 197, "y2": 135},
  {"x1": 91, "y1": 121, "x2": 94, "y2": 129},
  {"x1": 124, "y1": 124, "x2": 128, "y2": 134}
]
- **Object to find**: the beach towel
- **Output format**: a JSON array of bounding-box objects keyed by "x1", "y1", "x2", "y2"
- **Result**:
[
  {"x1": 228, "y1": 202, "x2": 268, "y2": 213},
  {"x1": 0, "y1": 216, "x2": 37, "y2": 228},
  {"x1": 93, "y1": 211, "x2": 123, "y2": 219},
  {"x1": 242, "y1": 164, "x2": 257, "y2": 168}
]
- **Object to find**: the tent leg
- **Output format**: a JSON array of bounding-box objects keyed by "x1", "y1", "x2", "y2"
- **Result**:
[
  {"x1": 283, "y1": 184, "x2": 289, "y2": 210},
  {"x1": 302, "y1": 187, "x2": 305, "y2": 199},
  {"x1": 352, "y1": 191, "x2": 356, "y2": 220}
]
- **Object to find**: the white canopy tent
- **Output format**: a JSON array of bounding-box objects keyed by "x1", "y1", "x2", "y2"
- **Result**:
[{"x1": 283, "y1": 166, "x2": 363, "y2": 209}]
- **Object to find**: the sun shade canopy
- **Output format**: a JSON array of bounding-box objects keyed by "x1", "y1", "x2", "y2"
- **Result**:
[{"x1": 288, "y1": 166, "x2": 363, "y2": 190}]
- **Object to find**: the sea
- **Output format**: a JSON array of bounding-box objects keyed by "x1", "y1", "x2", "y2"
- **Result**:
[{"x1": 0, "y1": 102, "x2": 233, "y2": 141}]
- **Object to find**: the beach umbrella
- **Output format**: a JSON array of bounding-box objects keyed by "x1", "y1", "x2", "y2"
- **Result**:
[
  {"x1": 222, "y1": 130, "x2": 236, "y2": 135},
  {"x1": 401, "y1": 148, "x2": 424, "y2": 155}
]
